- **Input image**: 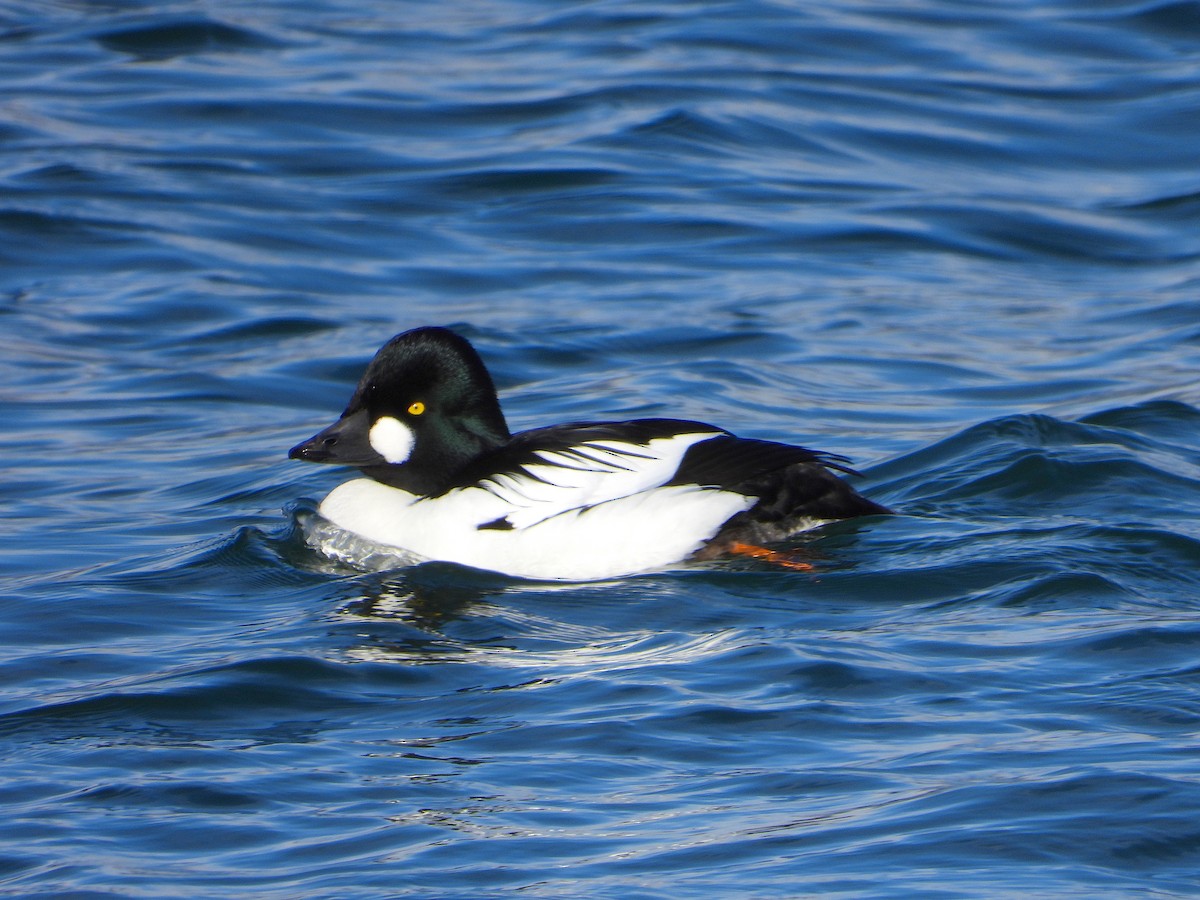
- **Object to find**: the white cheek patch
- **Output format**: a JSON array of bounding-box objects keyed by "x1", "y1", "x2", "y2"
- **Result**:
[{"x1": 368, "y1": 416, "x2": 415, "y2": 464}]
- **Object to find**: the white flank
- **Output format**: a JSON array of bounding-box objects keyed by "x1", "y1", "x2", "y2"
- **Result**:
[
  {"x1": 368, "y1": 416, "x2": 415, "y2": 464},
  {"x1": 317, "y1": 477, "x2": 755, "y2": 581}
]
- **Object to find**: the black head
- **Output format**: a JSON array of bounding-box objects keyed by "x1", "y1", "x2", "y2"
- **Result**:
[{"x1": 288, "y1": 326, "x2": 511, "y2": 495}]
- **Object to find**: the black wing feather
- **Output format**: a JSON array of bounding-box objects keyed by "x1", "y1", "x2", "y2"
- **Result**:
[
  {"x1": 670, "y1": 434, "x2": 860, "y2": 491},
  {"x1": 442, "y1": 417, "x2": 890, "y2": 535},
  {"x1": 671, "y1": 434, "x2": 891, "y2": 534}
]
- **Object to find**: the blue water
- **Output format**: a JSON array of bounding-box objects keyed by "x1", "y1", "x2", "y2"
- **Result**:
[{"x1": 3, "y1": 0, "x2": 1200, "y2": 896}]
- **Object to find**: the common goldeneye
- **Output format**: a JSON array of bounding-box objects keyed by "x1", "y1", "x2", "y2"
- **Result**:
[{"x1": 289, "y1": 326, "x2": 890, "y2": 581}]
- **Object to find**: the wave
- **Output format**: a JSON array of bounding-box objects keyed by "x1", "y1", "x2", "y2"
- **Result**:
[{"x1": 872, "y1": 400, "x2": 1200, "y2": 519}]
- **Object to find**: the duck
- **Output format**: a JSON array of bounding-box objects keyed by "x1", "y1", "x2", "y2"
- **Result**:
[{"x1": 289, "y1": 326, "x2": 890, "y2": 581}]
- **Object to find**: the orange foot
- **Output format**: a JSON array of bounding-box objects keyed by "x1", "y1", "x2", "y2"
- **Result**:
[{"x1": 727, "y1": 542, "x2": 815, "y2": 572}]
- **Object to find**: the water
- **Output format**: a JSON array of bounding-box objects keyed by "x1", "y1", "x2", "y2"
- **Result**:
[{"x1": 2, "y1": 0, "x2": 1200, "y2": 896}]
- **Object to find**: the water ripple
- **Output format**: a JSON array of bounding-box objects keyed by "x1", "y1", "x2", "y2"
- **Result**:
[{"x1": 3, "y1": 0, "x2": 1200, "y2": 896}]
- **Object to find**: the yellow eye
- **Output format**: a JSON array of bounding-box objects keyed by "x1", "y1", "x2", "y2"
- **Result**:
[{"x1": 407, "y1": 401, "x2": 426, "y2": 416}]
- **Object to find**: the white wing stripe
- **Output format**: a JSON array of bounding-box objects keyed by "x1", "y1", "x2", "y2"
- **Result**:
[
  {"x1": 532, "y1": 448, "x2": 619, "y2": 473},
  {"x1": 478, "y1": 431, "x2": 719, "y2": 530}
]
